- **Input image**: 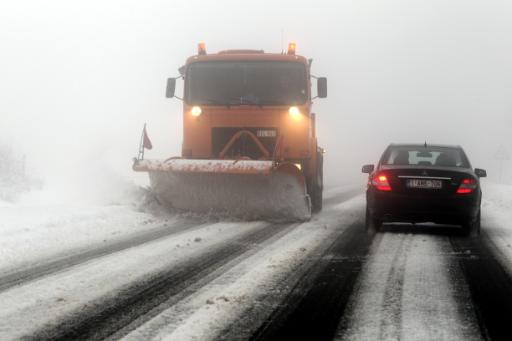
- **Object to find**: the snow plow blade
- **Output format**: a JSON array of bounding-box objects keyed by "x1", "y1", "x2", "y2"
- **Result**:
[{"x1": 133, "y1": 159, "x2": 311, "y2": 221}]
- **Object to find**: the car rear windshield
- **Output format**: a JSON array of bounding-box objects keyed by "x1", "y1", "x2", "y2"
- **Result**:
[
  {"x1": 381, "y1": 146, "x2": 470, "y2": 168},
  {"x1": 186, "y1": 61, "x2": 308, "y2": 106}
]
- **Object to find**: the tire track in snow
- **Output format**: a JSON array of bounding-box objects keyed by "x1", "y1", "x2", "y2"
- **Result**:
[
  {"x1": 450, "y1": 233, "x2": 512, "y2": 341},
  {"x1": 249, "y1": 220, "x2": 373, "y2": 341},
  {"x1": 338, "y1": 227, "x2": 481, "y2": 341},
  {"x1": 377, "y1": 234, "x2": 411, "y2": 340},
  {"x1": 28, "y1": 222, "x2": 296, "y2": 341},
  {"x1": 0, "y1": 219, "x2": 203, "y2": 293},
  {"x1": 120, "y1": 195, "x2": 366, "y2": 340}
]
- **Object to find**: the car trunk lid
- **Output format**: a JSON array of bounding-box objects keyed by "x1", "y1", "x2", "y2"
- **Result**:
[{"x1": 376, "y1": 166, "x2": 475, "y2": 196}]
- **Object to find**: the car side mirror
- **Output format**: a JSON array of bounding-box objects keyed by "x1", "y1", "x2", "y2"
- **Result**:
[
  {"x1": 317, "y1": 77, "x2": 327, "y2": 98},
  {"x1": 362, "y1": 164, "x2": 375, "y2": 174},
  {"x1": 166, "y1": 78, "x2": 176, "y2": 98},
  {"x1": 475, "y1": 168, "x2": 487, "y2": 178}
]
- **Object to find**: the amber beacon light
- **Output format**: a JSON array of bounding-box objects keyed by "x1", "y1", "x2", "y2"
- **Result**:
[
  {"x1": 287, "y1": 42, "x2": 296, "y2": 55},
  {"x1": 198, "y1": 42, "x2": 207, "y2": 55}
]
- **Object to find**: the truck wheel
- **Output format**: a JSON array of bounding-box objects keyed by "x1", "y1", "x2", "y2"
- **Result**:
[
  {"x1": 462, "y1": 211, "x2": 481, "y2": 237},
  {"x1": 310, "y1": 153, "x2": 323, "y2": 213},
  {"x1": 311, "y1": 180, "x2": 323, "y2": 213},
  {"x1": 365, "y1": 206, "x2": 381, "y2": 234}
]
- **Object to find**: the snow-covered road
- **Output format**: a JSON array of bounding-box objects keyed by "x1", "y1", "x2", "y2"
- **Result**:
[
  {"x1": 338, "y1": 232, "x2": 480, "y2": 341},
  {"x1": 1, "y1": 183, "x2": 512, "y2": 340}
]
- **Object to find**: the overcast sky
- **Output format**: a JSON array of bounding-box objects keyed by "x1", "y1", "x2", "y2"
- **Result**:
[{"x1": 1, "y1": 0, "x2": 511, "y2": 200}]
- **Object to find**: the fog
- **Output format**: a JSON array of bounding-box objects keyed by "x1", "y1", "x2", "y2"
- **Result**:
[{"x1": 1, "y1": 0, "x2": 511, "y2": 203}]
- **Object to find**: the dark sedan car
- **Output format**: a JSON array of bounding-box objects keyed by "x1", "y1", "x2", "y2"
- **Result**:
[{"x1": 362, "y1": 144, "x2": 486, "y2": 236}]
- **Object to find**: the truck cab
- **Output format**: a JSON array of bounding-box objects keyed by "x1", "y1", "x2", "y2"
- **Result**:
[{"x1": 165, "y1": 43, "x2": 327, "y2": 212}]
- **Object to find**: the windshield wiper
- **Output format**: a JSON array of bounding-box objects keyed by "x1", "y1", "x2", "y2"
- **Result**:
[
  {"x1": 226, "y1": 96, "x2": 264, "y2": 107},
  {"x1": 257, "y1": 99, "x2": 289, "y2": 106},
  {"x1": 198, "y1": 97, "x2": 298, "y2": 107},
  {"x1": 199, "y1": 98, "x2": 231, "y2": 108}
]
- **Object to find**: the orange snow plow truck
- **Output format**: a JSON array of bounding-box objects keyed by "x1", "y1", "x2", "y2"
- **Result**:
[{"x1": 133, "y1": 43, "x2": 327, "y2": 221}]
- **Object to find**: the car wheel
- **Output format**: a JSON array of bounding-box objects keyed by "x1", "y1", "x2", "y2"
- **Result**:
[
  {"x1": 462, "y1": 211, "x2": 481, "y2": 237},
  {"x1": 365, "y1": 206, "x2": 381, "y2": 234}
]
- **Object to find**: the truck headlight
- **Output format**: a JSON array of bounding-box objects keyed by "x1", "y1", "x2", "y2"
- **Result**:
[
  {"x1": 191, "y1": 106, "x2": 202, "y2": 117},
  {"x1": 289, "y1": 106, "x2": 301, "y2": 118}
]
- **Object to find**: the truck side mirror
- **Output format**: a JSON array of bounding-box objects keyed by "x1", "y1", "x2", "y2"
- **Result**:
[
  {"x1": 317, "y1": 77, "x2": 327, "y2": 98},
  {"x1": 475, "y1": 168, "x2": 487, "y2": 178},
  {"x1": 166, "y1": 78, "x2": 176, "y2": 98},
  {"x1": 362, "y1": 164, "x2": 375, "y2": 173}
]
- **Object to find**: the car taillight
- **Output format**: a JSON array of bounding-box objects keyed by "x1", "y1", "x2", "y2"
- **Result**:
[
  {"x1": 456, "y1": 178, "x2": 477, "y2": 194},
  {"x1": 371, "y1": 174, "x2": 392, "y2": 191}
]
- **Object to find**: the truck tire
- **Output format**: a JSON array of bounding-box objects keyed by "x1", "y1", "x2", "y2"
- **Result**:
[{"x1": 310, "y1": 152, "x2": 323, "y2": 213}]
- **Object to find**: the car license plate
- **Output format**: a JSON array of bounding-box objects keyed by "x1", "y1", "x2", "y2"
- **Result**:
[{"x1": 406, "y1": 179, "x2": 443, "y2": 189}]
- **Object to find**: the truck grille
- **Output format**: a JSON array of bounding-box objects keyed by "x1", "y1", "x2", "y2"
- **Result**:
[{"x1": 212, "y1": 127, "x2": 278, "y2": 159}]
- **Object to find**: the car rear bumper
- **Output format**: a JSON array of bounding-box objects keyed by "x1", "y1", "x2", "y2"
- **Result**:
[{"x1": 367, "y1": 189, "x2": 481, "y2": 224}]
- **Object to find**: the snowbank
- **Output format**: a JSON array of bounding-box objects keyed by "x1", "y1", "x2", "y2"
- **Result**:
[
  {"x1": 0, "y1": 178, "x2": 162, "y2": 274},
  {"x1": 481, "y1": 182, "x2": 512, "y2": 273}
]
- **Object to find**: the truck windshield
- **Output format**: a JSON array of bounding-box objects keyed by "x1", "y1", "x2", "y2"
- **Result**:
[{"x1": 186, "y1": 61, "x2": 308, "y2": 106}]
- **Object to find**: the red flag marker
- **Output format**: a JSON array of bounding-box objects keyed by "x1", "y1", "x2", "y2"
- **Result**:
[{"x1": 143, "y1": 125, "x2": 152, "y2": 150}]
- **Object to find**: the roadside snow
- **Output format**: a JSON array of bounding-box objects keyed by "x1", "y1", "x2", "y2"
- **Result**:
[
  {"x1": 481, "y1": 182, "x2": 512, "y2": 273},
  {"x1": 0, "y1": 202, "x2": 178, "y2": 274},
  {"x1": 481, "y1": 182, "x2": 512, "y2": 222}
]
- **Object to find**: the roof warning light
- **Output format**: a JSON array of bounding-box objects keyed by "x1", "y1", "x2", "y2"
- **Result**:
[
  {"x1": 198, "y1": 42, "x2": 207, "y2": 55},
  {"x1": 287, "y1": 42, "x2": 296, "y2": 55}
]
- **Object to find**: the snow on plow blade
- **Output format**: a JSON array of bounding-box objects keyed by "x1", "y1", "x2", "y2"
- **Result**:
[{"x1": 133, "y1": 159, "x2": 311, "y2": 221}]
